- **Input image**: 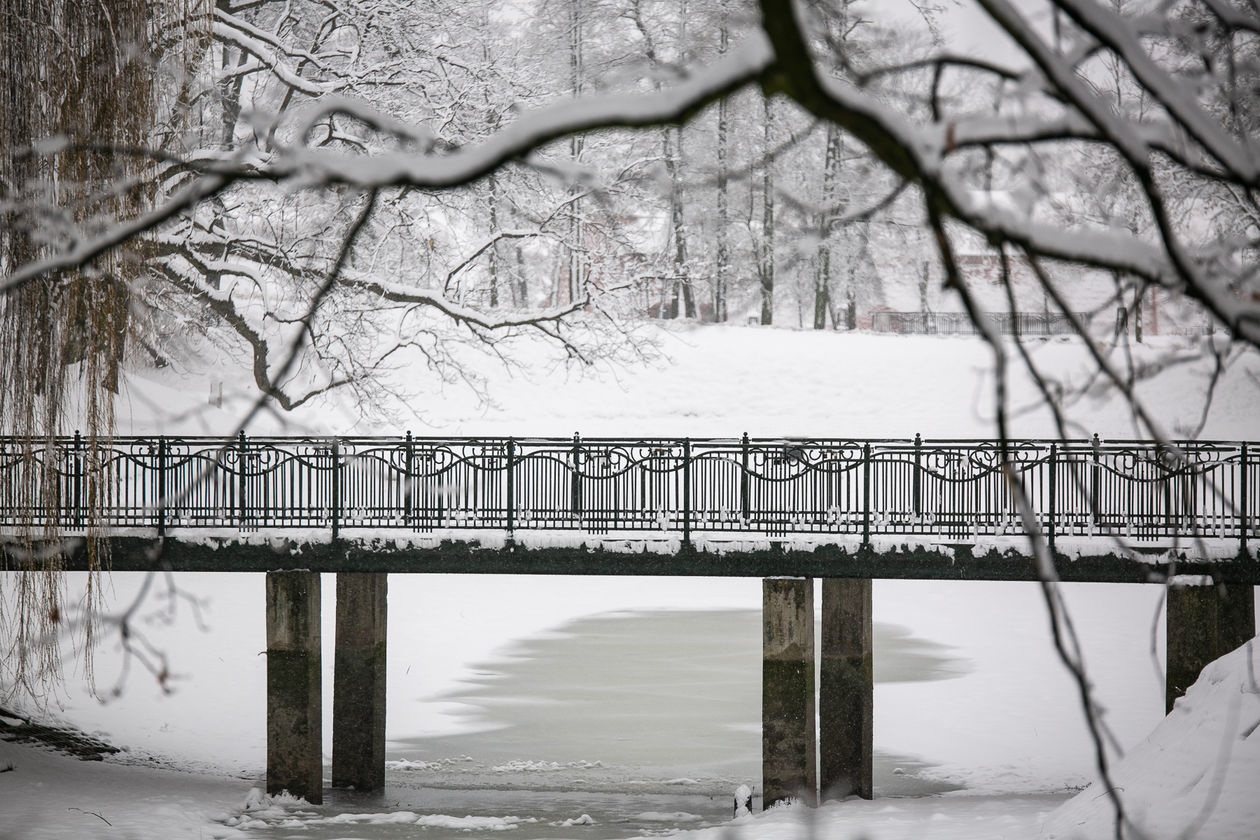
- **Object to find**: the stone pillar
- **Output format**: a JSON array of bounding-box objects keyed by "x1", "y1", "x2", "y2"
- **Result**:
[
  {"x1": 266, "y1": 571, "x2": 322, "y2": 803},
  {"x1": 1166, "y1": 582, "x2": 1256, "y2": 713},
  {"x1": 763, "y1": 577, "x2": 817, "y2": 807},
  {"x1": 332, "y1": 572, "x2": 388, "y2": 791},
  {"x1": 820, "y1": 577, "x2": 873, "y2": 801}
]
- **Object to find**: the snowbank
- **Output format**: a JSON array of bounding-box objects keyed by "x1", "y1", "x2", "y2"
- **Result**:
[
  {"x1": 0, "y1": 737, "x2": 243, "y2": 839},
  {"x1": 642, "y1": 793, "x2": 1067, "y2": 840},
  {"x1": 1041, "y1": 638, "x2": 1260, "y2": 839}
]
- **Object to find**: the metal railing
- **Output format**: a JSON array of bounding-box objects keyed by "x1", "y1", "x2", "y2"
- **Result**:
[
  {"x1": 0, "y1": 433, "x2": 1254, "y2": 551},
  {"x1": 870, "y1": 311, "x2": 1095, "y2": 336}
]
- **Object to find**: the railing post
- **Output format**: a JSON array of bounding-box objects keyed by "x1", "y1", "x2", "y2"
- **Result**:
[
  {"x1": 238, "y1": 430, "x2": 248, "y2": 528},
  {"x1": 157, "y1": 436, "x2": 168, "y2": 537},
  {"x1": 506, "y1": 437, "x2": 516, "y2": 539},
  {"x1": 1091, "y1": 434, "x2": 1101, "y2": 527},
  {"x1": 571, "y1": 433, "x2": 582, "y2": 520},
  {"x1": 72, "y1": 430, "x2": 83, "y2": 528},
  {"x1": 862, "y1": 442, "x2": 872, "y2": 547},
  {"x1": 913, "y1": 433, "x2": 922, "y2": 518},
  {"x1": 683, "y1": 437, "x2": 692, "y2": 546},
  {"x1": 1160, "y1": 443, "x2": 1174, "y2": 537},
  {"x1": 740, "y1": 432, "x2": 751, "y2": 525},
  {"x1": 1241, "y1": 441, "x2": 1249, "y2": 553},
  {"x1": 1048, "y1": 442, "x2": 1058, "y2": 553},
  {"x1": 331, "y1": 438, "x2": 341, "y2": 541},
  {"x1": 404, "y1": 431, "x2": 414, "y2": 528}
]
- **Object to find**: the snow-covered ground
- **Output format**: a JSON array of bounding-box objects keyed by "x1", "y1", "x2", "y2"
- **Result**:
[
  {"x1": 3, "y1": 326, "x2": 1259, "y2": 839},
  {"x1": 115, "y1": 324, "x2": 1259, "y2": 441}
]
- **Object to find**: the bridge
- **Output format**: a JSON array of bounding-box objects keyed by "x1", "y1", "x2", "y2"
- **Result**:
[{"x1": 2, "y1": 434, "x2": 1258, "y2": 807}]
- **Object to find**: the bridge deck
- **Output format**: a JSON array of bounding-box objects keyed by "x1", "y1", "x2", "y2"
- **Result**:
[
  {"x1": 35, "y1": 533, "x2": 1254, "y2": 583},
  {"x1": 2, "y1": 434, "x2": 1257, "y2": 581}
]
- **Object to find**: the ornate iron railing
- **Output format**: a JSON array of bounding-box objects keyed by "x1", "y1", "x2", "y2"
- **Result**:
[{"x1": 0, "y1": 433, "x2": 1254, "y2": 550}]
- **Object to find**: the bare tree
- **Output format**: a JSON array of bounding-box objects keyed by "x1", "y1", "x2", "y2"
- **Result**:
[{"x1": 0, "y1": 0, "x2": 194, "y2": 698}]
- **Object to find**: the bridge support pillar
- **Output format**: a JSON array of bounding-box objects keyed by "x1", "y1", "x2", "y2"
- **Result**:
[
  {"x1": 820, "y1": 578, "x2": 873, "y2": 801},
  {"x1": 762, "y1": 577, "x2": 817, "y2": 808},
  {"x1": 332, "y1": 572, "x2": 388, "y2": 791},
  {"x1": 1166, "y1": 581, "x2": 1255, "y2": 713},
  {"x1": 266, "y1": 571, "x2": 322, "y2": 803}
]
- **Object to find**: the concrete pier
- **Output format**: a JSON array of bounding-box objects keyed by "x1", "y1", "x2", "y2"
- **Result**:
[
  {"x1": 332, "y1": 572, "x2": 388, "y2": 791},
  {"x1": 820, "y1": 577, "x2": 873, "y2": 800},
  {"x1": 762, "y1": 577, "x2": 817, "y2": 807},
  {"x1": 266, "y1": 571, "x2": 322, "y2": 803},
  {"x1": 1166, "y1": 581, "x2": 1255, "y2": 713}
]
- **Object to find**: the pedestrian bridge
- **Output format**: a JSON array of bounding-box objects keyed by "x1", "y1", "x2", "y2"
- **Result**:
[
  {"x1": 2, "y1": 434, "x2": 1257, "y2": 808},
  {"x1": 1, "y1": 433, "x2": 1257, "y2": 580}
]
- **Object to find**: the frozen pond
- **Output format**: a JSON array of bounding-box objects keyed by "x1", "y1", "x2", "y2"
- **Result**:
[
  {"x1": 225, "y1": 608, "x2": 992, "y2": 839},
  {"x1": 7, "y1": 576, "x2": 1181, "y2": 839}
]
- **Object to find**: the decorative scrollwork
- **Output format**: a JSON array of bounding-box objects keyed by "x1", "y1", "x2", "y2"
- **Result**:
[
  {"x1": 0, "y1": 435, "x2": 1247, "y2": 542},
  {"x1": 542, "y1": 442, "x2": 689, "y2": 478},
  {"x1": 574, "y1": 445, "x2": 640, "y2": 479},
  {"x1": 744, "y1": 441, "x2": 863, "y2": 480},
  {"x1": 917, "y1": 441, "x2": 1046, "y2": 481},
  {"x1": 1099, "y1": 442, "x2": 1230, "y2": 481}
]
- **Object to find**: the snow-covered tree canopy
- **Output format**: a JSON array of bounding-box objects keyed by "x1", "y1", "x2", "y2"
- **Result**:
[{"x1": 1, "y1": 0, "x2": 1257, "y2": 431}]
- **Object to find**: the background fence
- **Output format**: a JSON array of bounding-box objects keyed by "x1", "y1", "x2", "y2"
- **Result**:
[
  {"x1": 870, "y1": 311, "x2": 1090, "y2": 336},
  {"x1": 0, "y1": 434, "x2": 1253, "y2": 550}
]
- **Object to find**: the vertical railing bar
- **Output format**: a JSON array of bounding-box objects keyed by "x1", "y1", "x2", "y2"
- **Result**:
[
  {"x1": 405, "y1": 431, "x2": 414, "y2": 528},
  {"x1": 862, "y1": 442, "x2": 871, "y2": 546},
  {"x1": 913, "y1": 433, "x2": 922, "y2": 519},
  {"x1": 1091, "y1": 434, "x2": 1101, "y2": 528},
  {"x1": 237, "y1": 430, "x2": 248, "y2": 528},
  {"x1": 157, "y1": 436, "x2": 167, "y2": 537},
  {"x1": 507, "y1": 437, "x2": 516, "y2": 538},
  {"x1": 1241, "y1": 441, "x2": 1249, "y2": 553},
  {"x1": 740, "y1": 433, "x2": 750, "y2": 526},
  {"x1": 683, "y1": 437, "x2": 692, "y2": 546},
  {"x1": 331, "y1": 438, "x2": 341, "y2": 540},
  {"x1": 1048, "y1": 442, "x2": 1058, "y2": 553},
  {"x1": 571, "y1": 432, "x2": 582, "y2": 522},
  {"x1": 259, "y1": 442, "x2": 270, "y2": 527},
  {"x1": 73, "y1": 430, "x2": 83, "y2": 529},
  {"x1": 1166, "y1": 444, "x2": 1176, "y2": 538},
  {"x1": 54, "y1": 437, "x2": 66, "y2": 528}
]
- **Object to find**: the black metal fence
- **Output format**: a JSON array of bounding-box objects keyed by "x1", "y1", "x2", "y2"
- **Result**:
[
  {"x1": 0, "y1": 434, "x2": 1254, "y2": 551},
  {"x1": 870, "y1": 311, "x2": 1092, "y2": 336}
]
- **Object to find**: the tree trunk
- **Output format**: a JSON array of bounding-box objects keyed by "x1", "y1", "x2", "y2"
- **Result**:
[
  {"x1": 664, "y1": 126, "x2": 695, "y2": 319},
  {"x1": 487, "y1": 172, "x2": 500, "y2": 308},
  {"x1": 483, "y1": 23, "x2": 501, "y2": 309},
  {"x1": 1134, "y1": 285, "x2": 1143, "y2": 343},
  {"x1": 814, "y1": 124, "x2": 843, "y2": 329},
  {"x1": 566, "y1": 0, "x2": 584, "y2": 305},
  {"x1": 514, "y1": 243, "x2": 529, "y2": 308},
  {"x1": 760, "y1": 94, "x2": 775, "y2": 326},
  {"x1": 714, "y1": 12, "x2": 730, "y2": 324}
]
